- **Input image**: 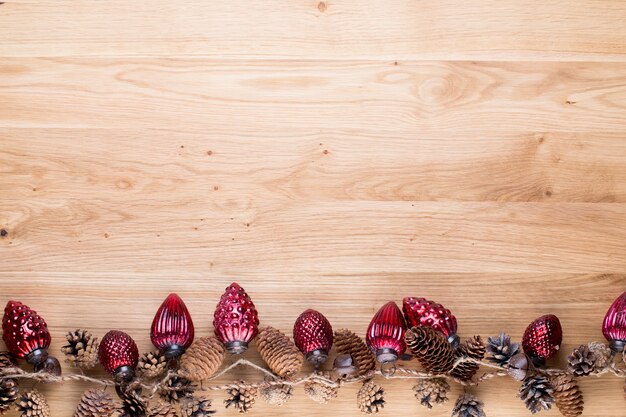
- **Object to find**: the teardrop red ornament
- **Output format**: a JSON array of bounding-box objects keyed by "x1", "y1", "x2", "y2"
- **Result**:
[
  {"x1": 293, "y1": 309, "x2": 333, "y2": 366},
  {"x1": 602, "y1": 291, "x2": 626, "y2": 352},
  {"x1": 366, "y1": 301, "x2": 407, "y2": 364},
  {"x1": 151, "y1": 293, "x2": 195, "y2": 358},
  {"x1": 98, "y1": 330, "x2": 139, "y2": 382},
  {"x1": 213, "y1": 282, "x2": 259, "y2": 354},
  {"x1": 402, "y1": 297, "x2": 459, "y2": 347},
  {"x1": 522, "y1": 314, "x2": 562, "y2": 366}
]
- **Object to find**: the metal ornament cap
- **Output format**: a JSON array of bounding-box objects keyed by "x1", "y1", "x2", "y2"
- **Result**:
[
  {"x1": 366, "y1": 301, "x2": 407, "y2": 364},
  {"x1": 602, "y1": 291, "x2": 626, "y2": 352},
  {"x1": 402, "y1": 297, "x2": 458, "y2": 339},
  {"x1": 151, "y1": 293, "x2": 195, "y2": 356},
  {"x1": 98, "y1": 330, "x2": 139, "y2": 380},
  {"x1": 293, "y1": 309, "x2": 333, "y2": 366},
  {"x1": 2, "y1": 301, "x2": 52, "y2": 359},
  {"x1": 522, "y1": 314, "x2": 563, "y2": 364},
  {"x1": 213, "y1": 282, "x2": 260, "y2": 354}
]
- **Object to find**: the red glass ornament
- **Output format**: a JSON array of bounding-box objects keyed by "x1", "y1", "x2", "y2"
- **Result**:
[
  {"x1": 366, "y1": 301, "x2": 407, "y2": 364},
  {"x1": 151, "y1": 293, "x2": 195, "y2": 358},
  {"x1": 293, "y1": 309, "x2": 333, "y2": 366},
  {"x1": 98, "y1": 330, "x2": 139, "y2": 382},
  {"x1": 213, "y1": 282, "x2": 259, "y2": 354},
  {"x1": 522, "y1": 314, "x2": 562, "y2": 366},
  {"x1": 603, "y1": 291, "x2": 626, "y2": 352},
  {"x1": 402, "y1": 297, "x2": 459, "y2": 347}
]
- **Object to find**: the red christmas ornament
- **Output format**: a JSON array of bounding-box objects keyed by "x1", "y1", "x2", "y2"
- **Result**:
[
  {"x1": 602, "y1": 291, "x2": 626, "y2": 352},
  {"x1": 402, "y1": 297, "x2": 459, "y2": 347},
  {"x1": 522, "y1": 314, "x2": 562, "y2": 366},
  {"x1": 2, "y1": 301, "x2": 61, "y2": 375},
  {"x1": 151, "y1": 293, "x2": 195, "y2": 358},
  {"x1": 98, "y1": 330, "x2": 139, "y2": 382},
  {"x1": 366, "y1": 301, "x2": 407, "y2": 364},
  {"x1": 293, "y1": 309, "x2": 333, "y2": 367},
  {"x1": 213, "y1": 282, "x2": 259, "y2": 354}
]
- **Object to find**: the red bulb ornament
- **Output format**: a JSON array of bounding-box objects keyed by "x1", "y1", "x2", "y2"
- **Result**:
[
  {"x1": 293, "y1": 309, "x2": 333, "y2": 367},
  {"x1": 522, "y1": 314, "x2": 562, "y2": 366},
  {"x1": 151, "y1": 293, "x2": 195, "y2": 359},
  {"x1": 98, "y1": 330, "x2": 139, "y2": 383},
  {"x1": 403, "y1": 297, "x2": 460, "y2": 347},
  {"x1": 603, "y1": 291, "x2": 626, "y2": 352},
  {"x1": 213, "y1": 282, "x2": 259, "y2": 354},
  {"x1": 366, "y1": 301, "x2": 407, "y2": 364}
]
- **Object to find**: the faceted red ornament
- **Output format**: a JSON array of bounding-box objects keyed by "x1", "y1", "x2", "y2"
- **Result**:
[
  {"x1": 522, "y1": 314, "x2": 562, "y2": 366},
  {"x1": 402, "y1": 297, "x2": 459, "y2": 347},
  {"x1": 602, "y1": 291, "x2": 626, "y2": 352},
  {"x1": 293, "y1": 309, "x2": 333, "y2": 367},
  {"x1": 366, "y1": 301, "x2": 407, "y2": 364},
  {"x1": 99, "y1": 330, "x2": 139, "y2": 382},
  {"x1": 151, "y1": 293, "x2": 195, "y2": 358},
  {"x1": 213, "y1": 282, "x2": 259, "y2": 354}
]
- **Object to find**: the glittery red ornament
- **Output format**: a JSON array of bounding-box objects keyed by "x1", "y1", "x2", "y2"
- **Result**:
[
  {"x1": 366, "y1": 301, "x2": 407, "y2": 364},
  {"x1": 151, "y1": 293, "x2": 195, "y2": 358},
  {"x1": 293, "y1": 309, "x2": 333, "y2": 367},
  {"x1": 522, "y1": 314, "x2": 562, "y2": 366},
  {"x1": 213, "y1": 282, "x2": 259, "y2": 354},
  {"x1": 402, "y1": 297, "x2": 459, "y2": 347},
  {"x1": 602, "y1": 291, "x2": 626, "y2": 352},
  {"x1": 98, "y1": 330, "x2": 139, "y2": 382}
]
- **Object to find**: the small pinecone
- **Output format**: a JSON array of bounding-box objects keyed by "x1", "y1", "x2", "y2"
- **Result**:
[
  {"x1": 224, "y1": 383, "x2": 258, "y2": 413},
  {"x1": 356, "y1": 381, "x2": 385, "y2": 415},
  {"x1": 117, "y1": 390, "x2": 147, "y2": 417},
  {"x1": 486, "y1": 332, "x2": 520, "y2": 367},
  {"x1": 304, "y1": 376, "x2": 339, "y2": 404},
  {"x1": 450, "y1": 336, "x2": 485, "y2": 382},
  {"x1": 257, "y1": 327, "x2": 304, "y2": 378},
  {"x1": 178, "y1": 336, "x2": 225, "y2": 382},
  {"x1": 451, "y1": 393, "x2": 486, "y2": 417},
  {"x1": 567, "y1": 343, "x2": 610, "y2": 376},
  {"x1": 334, "y1": 329, "x2": 376, "y2": 376},
  {"x1": 588, "y1": 342, "x2": 611, "y2": 370},
  {"x1": 73, "y1": 389, "x2": 114, "y2": 417},
  {"x1": 61, "y1": 329, "x2": 99, "y2": 369},
  {"x1": 0, "y1": 377, "x2": 19, "y2": 414},
  {"x1": 137, "y1": 350, "x2": 167, "y2": 379},
  {"x1": 159, "y1": 376, "x2": 194, "y2": 403},
  {"x1": 147, "y1": 402, "x2": 176, "y2": 417},
  {"x1": 412, "y1": 378, "x2": 449, "y2": 408},
  {"x1": 181, "y1": 398, "x2": 216, "y2": 417},
  {"x1": 0, "y1": 351, "x2": 16, "y2": 369},
  {"x1": 519, "y1": 375, "x2": 555, "y2": 414},
  {"x1": 260, "y1": 380, "x2": 293, "y2": 406},
  {"x1": 405, "y1": 326, "x2": 455, "y2": 374},
  {"x1": 17, "y1": 389, "x2": 50, "y2": 417},
  {"x1": 550, "y1": 373, "x2": 584, "y2": 417}
]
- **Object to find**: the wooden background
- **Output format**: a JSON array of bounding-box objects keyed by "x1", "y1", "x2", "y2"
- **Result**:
[{"x1": 1, "y1": 1, "x2": 625, "y2": 415}]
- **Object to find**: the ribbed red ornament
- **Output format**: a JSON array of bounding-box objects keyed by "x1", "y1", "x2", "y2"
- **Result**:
[
  {"x1": 2, "y1": 301, "x2": 51, "y2": 359},
  {"x1": 402, "y1": 297, "x2": 459, "y2": 346},
  {"x1": 603, "y1": 291, "x2": 626, "y2": 352},
  {"x1": 522, "y1": 314, "x2": 562, "y2": 366},
  {"x1": 151, "y1": 293, "x2": 195, "y2": 358},
  {"x1": 213, "y1": 282, "x2": 259, "y2": 354},
  {"x1": 366, "y1": 301, "x2": 407, "y2": 364},
  {"x1": 98, "y1": 330, "x2": 139, "y2": 382},
  {"x1": 293, "y1": 309, "x2": 333, "y2": 366}
]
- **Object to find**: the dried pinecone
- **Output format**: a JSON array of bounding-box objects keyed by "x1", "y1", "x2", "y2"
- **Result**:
[
  {"x1": 117, "y1": 389, "x2": 147, "y2": 417},
  {"x1": 147, "y1": 402, "x2": 176, "y2": 417},
  {"x1": 451, "y1": 393, "x2": 486, "y2": 417},
  {"x1": 550, "y1": 373, "x2": 583, "y2": 417},
  {"x1": 567, "y1": 343, "x2": 610, "y2": 376},
  {"x1": 137, "y1": 350, "x2": 167, "y2": 379},
  {"x1": 178, "y1": 336, "x2": 225, "y2": 382},
  {"x1": 260, "y1": 381, "x2": 293, "y2": 406},
  {"x1": 61, "y1": 329, "x2": 99, "y2": 369},
  {"x1": 257, "y1": 326, "x2": 304, "y2": 378},
  {"x1": 17, "y1": 389, "x2": 50, "y2": 417},
  {"x1": 304, "y1": 374, "x2": 339, "y2": 404},
  {"x1": 73, "y1": 389, "x2": 114, "y2": 417},
  {"x1": 334, "y1": 329, "x2": 376, "y2": 376},
  {"x1": 450, "y1": 335, "x2": 485, "y2": 382},
  {"x1": 181, "y1": 398, "x2": 216, "y2": 417},
  {"x1": 0, "y1": 351, "x2": 16, "y2": 369},
  {"x1": 519, "y1": 375, "x2": 555, "y2": 414},
  {"x1": 588, "y1": 342, "x2": 611, "y2": 370},
  {"x1": 405, "y1": 326, "x2": 455, "y2": 374},
  {"x1": 159, "y1": 375, "x2": 194, "y2": 403},
  {"x1": 0, "y1": 377, "x2": 19, "y2": 414},
  {"x1": 356, "y1": 381, "x2": 385, "y2": 414},
  {"x1": 224, "y1": 383, "x2": 258, "y2": 413},
  {"x1": 413, "y1": 378, "x2": 449, "y2": 408},
  {"x1": 486, "y1": 332, "x2": 520, "y2": 367}
]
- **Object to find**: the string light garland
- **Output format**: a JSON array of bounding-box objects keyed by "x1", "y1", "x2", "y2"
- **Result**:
[{"x1": 0, "y1": 285, "x2": 623, "y2": 417}]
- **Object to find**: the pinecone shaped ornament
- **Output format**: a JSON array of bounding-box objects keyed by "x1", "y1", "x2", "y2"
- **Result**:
[
  {"x1": 213, "y1": 282, "x2": 259, "y2": 354},
  {"x1": 403, "y1": 297, "x2": 459, "y2": 347},
  {"x1": 602, "y1": 291, "x2": 626, "y2": 352},
  {"x1": 293, "y1": 309, "x2": 333, "y2": 367},
  {"x1": 522, "y1": 314, "x2": 563, "y2": 366},
  {"x1": 2, "y1": 301, "x2": 61, "y2": 375},
  {"x1": 98, "y1": 330, "x2": 139, "y2": 383},
  {"x1": 366, "y1": 301, "x2": 407, "y2": 365},
  {"x1": 151, "y1": 293, "x2": 195, "y2": 359}
]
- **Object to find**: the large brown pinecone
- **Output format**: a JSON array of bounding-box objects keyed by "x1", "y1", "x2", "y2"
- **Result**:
[
  {"x1": 304, "y1": 374, "x2": 339, "y2": 404},
  {"x1": 17, "y1": 389, "x2": 50, "y2": 417},
  {"x1": 260, "y1": 380, "x2": 293, "y2": 406},
  {"x1": 178, "y1": 336, "x2": 225, "y2": 382},
  {"x1": 356, "y1": 381, "x2": 385, "y2": 414},
  {"x1": 405, "y1": 326, "x2": 455, "y2": 374},
  {"x1": 73, "y1": 389, "x2": 114, "y2": 417},
  {"x1": 61, "y1": 329, "x2": 99, "y2": 369},
  {"x1": 257, "y1": 327, "x2": 303, "y2": 378},
  {"x1": 450, "y1": 336, "x2": 485, "y2": 382},
  {"x1": 413, "y1": 378, "x2": 449, "y2": 408},
  {"x1": 567, "y1": 343, "x2": 610, "y2": 377},
  {"x1": 519, "y1": 375, "x2": 555, "y2": 414},
  {"x1": 147, "y1": 402, "x2": 176, "y2": 417},
  {"x1": 452, "y1": 393, "x2": 486, "y2": 417},
  {"x1": 0, "y1": 377, "x2": 19, "y2": 414},
  {"x1": 550, "y1": 373, "x2": 584, "y2": 417},
  {"x1": 334, "y1": 329, "x2": 376, "y2": 377},
  {"x1": 137, "y1": 350, "x2": 167, "y2": 379},
  {"x1": 159, "y1": 376, "x2": 194, "y2": 403},
  {"x1": 224, "y1": 383, "x2": 258, "y2": 413},
  {"x1": 181, "y1": 398, "x2": 216, "y2": 417}
]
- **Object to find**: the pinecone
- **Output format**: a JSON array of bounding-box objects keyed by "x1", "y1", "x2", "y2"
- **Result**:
[
  {"x1": 567, "y1": 343, "x2": 610, "y2": 376},
  {"x1": 178, "y1": 336, "x2": 225, "y2": 382},
  {"x1": 304, "y1": 377, "x2": 339, "y2": 404},
  {"x1": 137, "y1": 350, "x2": 167, "y2": 379},
  {"x1": 224, "y1": 383, "x2": 258, "y2": 413},
  {"x1": 0, "y1": 377, "x2": 19, "y2": 414},
  {"x1": 334, "y1": 329, "x2": 376, "y2": 376},
  {"x1": 519, "y1": 375, "x2": 555, "y2": 414},
  {"x1": 588, "y1": 342, "x2": 611, "y2": 370},
  {"x1": 147, "y1": 402, "x2": 176, "y2": 417},
  {"x1": 73, "y1": 389, "x2": 114, "y2": 417},
  {"x1": 257, "y1": 327, "x2": 304, "y2": 378},
  {"x1": 450, "y1": 335, "x2": 485, "y2": 382},
  {"x1": 356, "y1": 381, "x2": 385, "y2": 414},
  {"x1": 259, "y1": 381, "x2": 293, "y2": 406},
  {"x1": 486, "y1": 332, "x2": 520, "y2": 367},
  {"x1": 405, "y1": 326, "x2": 455, "y2": 374},
  {"x1": 0, "y1": 351, "x2": 16, "y2": 369},
  {"x1": 17, "y1": 389, "x2": 50, "y2": 417},
  {"x1": 550, "y1": 373, "x2": 583, "y2": 417},
  {"x1": 451, "y1": 393, "x2": 486, "y2": 417},
  {"x1": 159, "y1": 375, "x2": 194, "y2": 403},
  {"x1": 117, "y1": 390, "x2": 147, "y2": 417},
  {"x1": 412, "y1": 378, "x2": 449, "y2": 408},
  {"x1": 181, "y1": 398, "x2": 216, "y2": 417},
  {"x1": 61, "y1": 329, "x2": 99, "y2": 369}
]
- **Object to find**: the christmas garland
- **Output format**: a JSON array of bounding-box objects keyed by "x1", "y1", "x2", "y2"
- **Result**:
[{"x1": 0, "y1": 284, "x2": 624, "y2": 417}]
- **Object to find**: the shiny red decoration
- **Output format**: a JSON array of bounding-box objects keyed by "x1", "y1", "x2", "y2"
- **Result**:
[
  {"x1": 293, "y1": 309, "x2": 333, "y2": 366},
  {"x1": 602, "y1": 291, "x2": 626, "y2": 352},
  {"x1": 522, "y1": 314, "x2": 562, "y2": 365},
  {"x1": 402, "y1": 297, "x2": 458, "y2": 344},
  {"x1": 213, "y1": 282, "x2": 259, "y2": 354},
  {"x1": 366, "y1": 301, "x2": 407, "y2": 364},
  {"x1": 98, "y1": 330, "x2": 139, "y2": 382},
  {"x1": 2, "y1": 301, "x2": 51, "y2": 359},
  {"x1": 151, "y1": 293, "x2": 195, "y2": 357}
]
